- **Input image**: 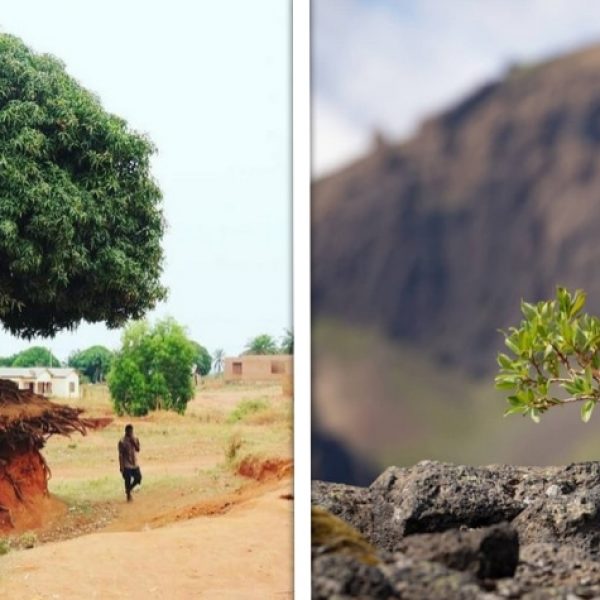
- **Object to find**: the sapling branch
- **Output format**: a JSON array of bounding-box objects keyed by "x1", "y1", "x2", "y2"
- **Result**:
[{"x1": 497, "y1": 288, "x2": 600, "y2": 423}]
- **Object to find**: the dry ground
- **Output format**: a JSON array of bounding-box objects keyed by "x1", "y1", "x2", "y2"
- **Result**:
[{"x1": 0, "y1": 380, "x2": 293, "y2": 599}]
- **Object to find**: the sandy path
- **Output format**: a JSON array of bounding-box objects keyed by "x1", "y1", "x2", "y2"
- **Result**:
[{"x1": 0, "y1": 480, "x2": 293, "y2": 599}]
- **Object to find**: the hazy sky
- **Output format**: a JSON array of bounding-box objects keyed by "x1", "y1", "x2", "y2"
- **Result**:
[
  {"x1": 313, "y1": 0, "x2": 600, "y2": 177},
  {"x1": 0, "y1": 1, "x2": 291, "y2": 361}
]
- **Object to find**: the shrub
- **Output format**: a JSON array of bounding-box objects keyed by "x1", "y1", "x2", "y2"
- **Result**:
[
  {"x1": 224, "y1": 433, "x2": 244, "y2": 463},
  {"x1": 0, "y1": 538, "x2": 10, "y2": 555},
  {"x1": 497, "y1": 287, "x2": 600, "y2": 423},
  {"x1": 19, "y1": 531, "x2": 37, "y2": 549}
]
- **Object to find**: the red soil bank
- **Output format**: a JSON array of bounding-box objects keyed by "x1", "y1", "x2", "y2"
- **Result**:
[
  {"x1": 236, "y1": 457, "x2": 293, "y2": 482},
  {"x1": 0, "y1": 379, "x2": 99, "y2": 532}
]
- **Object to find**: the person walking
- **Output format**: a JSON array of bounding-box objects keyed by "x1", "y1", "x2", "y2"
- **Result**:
[{"x1": 118, "y1": 424, "x2": 142, "y2": 502}]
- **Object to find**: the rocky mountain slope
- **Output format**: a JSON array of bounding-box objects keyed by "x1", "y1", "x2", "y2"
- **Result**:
[
  {"x1": 313, "y1": 44, "x2": 600, "y2": 376},
  {"x1": 312, "y1": 460, "x2": 600, "y2": 598}
]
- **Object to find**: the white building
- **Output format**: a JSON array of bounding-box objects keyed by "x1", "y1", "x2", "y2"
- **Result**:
[{"x1": 0, "y1": 367, "x2": 80, "y2": 399}]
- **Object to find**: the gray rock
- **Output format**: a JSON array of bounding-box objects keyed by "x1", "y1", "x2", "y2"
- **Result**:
[
  {"x1": 395, "y1": 522, "x2": 519, "y2": 579},
  {"x1": 513, "y1": 485, "x2": 600, "y2": 556},
  {"x1": 383, "y1": 555, "x2": 494, "y2": 599},
  {"x1": 312, "y1": 461, "x2": 600, "y2": 598},
  {"x1": 312, "y1": 554, "x2": 399, "y2": 599},
  {"x1": 369, "y1": 461, "x2": 531, "y2": 550},
  {"x1": 515, "y1": 543, "x2": 600, "y2": 597},
  {"x1": 312, "y1": 480, "x2": 374, "y2": 539}
]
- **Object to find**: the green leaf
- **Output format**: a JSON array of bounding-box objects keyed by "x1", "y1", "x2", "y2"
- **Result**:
[
  {"x1": 581, "y1": 400, "x2": 595, "y2": 423},
  {"x1": 530, "y1": 408, "x2": 541, "y2": 423},
  {"x1": 497, "y1": 353, "x2": 513, "y2": 370},
  {"x1": 570, "y1": 291, "x2": 587, "y2": 318},
  {"x1": 557, "y1": 287, "x2": 569, "y2": 314},
  {"x1": 495, "y1": 376, "x2": 519, "y2": 390},
  {"x1": 521, "y1": 301, "x2": 537, "y2": 321},
  {"x1": 504, "y1": 405, "x2": 527, "y2": 417},
  {"x1": 563, "y1": 380, "x2": 582, "y2": 396},
  {"x1": 505, "y1": 336, "x2": 520, "y2": 356},
  {"x1": 507, "y1": 395, "x2": 525, "y2": 407}
]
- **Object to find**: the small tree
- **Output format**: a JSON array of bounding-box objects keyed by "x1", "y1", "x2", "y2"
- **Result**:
[
  {"x1": 191, "y1": 341, "x2": 212, "y2": 377},
  {"x1": 108, "y1": 317, "x2": 196, "y2": 416},
  {"x1": 496, "y1": 287, "x2": 600, "y2": 423},
  {"x1": 213, "y1": 348, "x2": 225, "y2": 374},
  {"x1": 68, "y1": 345, "x2": 113, "y2": 383},
  {"x1": 244, "y1": 334, "x2": 278, "y2": 355},
  {"x1": 280, "y1": 328, "x2": 293, "y2": 354},
  {"x1": 12, "y1": 346, "x2": 60, "y2": 367}
]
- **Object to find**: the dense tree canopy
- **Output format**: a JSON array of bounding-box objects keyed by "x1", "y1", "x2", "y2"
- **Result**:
[
  {"x1": 191, "y1": 341, "x2": 212, "y2": 377},
  {"x1": 244, "y1": 334, "x2": 278, "y2": 355},
  {"x1": 0, "y1": 34, "x2": 165, "y2": 338},
  {"x1": 68, "y1": 345, "x2": 113, "y2": 383},
  {"x1": 108, "y1": 318, "x2": 196, "y2": 416},
  {"x1": 10, "y1": 345, "x2": 60, "y2": 367}
]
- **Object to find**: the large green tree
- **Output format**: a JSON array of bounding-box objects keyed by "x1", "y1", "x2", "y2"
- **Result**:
[
  {"x1": 108, "y1": 318, "x2": 196, "y2": 416},
  {"x1": 68, "y1": 345, "x2": 113, "y2": 383},
  {"x1": 244, "y1": 334, "x2": 278, "y2": 355},
  {"x1": 0, "y1": 34, "x2": 165, "y2": 339},
  {"x1": 191, "y1": 341, "x2": 212, "y2": 377},
  {"x1": 11, "y1": 346, "x2": 60, "y2": 367}
]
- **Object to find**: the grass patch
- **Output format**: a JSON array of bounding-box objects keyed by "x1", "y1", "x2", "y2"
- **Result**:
[
  {"x1": 227, "y1": 398, "x2": 270, "y2": 424},
  {"x1": 224, "y1": 433, "x2": 244, "y2": 464},
  {"x1": 16, "y1": 532, "x2": 37, "y2": 549},
  {"x1": 0, "y1": 538, "x2": 10, "y2": 556}
]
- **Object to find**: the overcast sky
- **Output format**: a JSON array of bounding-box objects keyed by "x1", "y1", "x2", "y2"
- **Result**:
[
  {"x1": 0, "y1": 1, "x2": 291, "y2": 361},
  {"x1": 313, "y1": 0, "x2": 600, "y2": 177}
]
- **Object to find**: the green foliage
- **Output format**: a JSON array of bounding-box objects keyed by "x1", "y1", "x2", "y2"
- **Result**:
[
  {"x1": 0, "y1": 34, "x2": 165, "y2": 338},
  {"x1": 190, "y1": 341, "x2": 212, "y2": 377},
  {"x1": 244, "y1": 334, "x2": 278, "y2": 355},
  {"x1": 280, "y1": 328, "x2": 293, "y2": 354},
  {"x1": 0, "y1": 538, "x2": 10, "y2": 555},
  {"x1": 497, "y1": 287, "x2": 600, "y2": 423},
  {"x1": 18, "y1": 531, "x2": 37, "y2": 549},
  {"x1": 68, "y1": 345, "x2": 113, "y2": 383},
  {"x1": 107, "y1": 317, "x2": 196, "y2": 416},
  {"x1": 11, "y1": 345, "x2": 60, "y2": 367},
  {"x1": 212, "y1": 348, "x2": 225, "y2": 373},
  {"x1": 227, "y1": 398, "x2": 270, "y2": 424},
  {"x1": 0, "y1": 354, "x2": 16, "y2": 366}
]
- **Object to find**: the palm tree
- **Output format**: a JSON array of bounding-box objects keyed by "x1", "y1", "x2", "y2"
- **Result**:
[
  {"x1": 213, "y1": 348, "x2": 225, "y2": 374},
  {"x1": 280, "y1": 328, "x2": 293, "y2": 354},
  {"x1": 244, "y1": 334, "x2": 278, "y2": 355}
]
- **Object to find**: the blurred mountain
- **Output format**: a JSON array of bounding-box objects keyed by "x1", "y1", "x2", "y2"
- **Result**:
[
  {"x1": 312, "y1": 44, "x2": 600, "y2": 483},
  {"x1": 313, "y1": 44, "x2": 600, "y2": 376}
]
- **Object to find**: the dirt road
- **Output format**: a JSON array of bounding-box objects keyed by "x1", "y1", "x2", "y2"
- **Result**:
[{"x1": 0, "y1": 479, "x2": 292, "y2": 599}]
